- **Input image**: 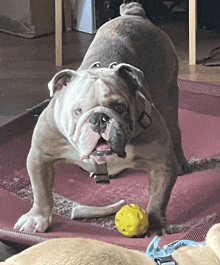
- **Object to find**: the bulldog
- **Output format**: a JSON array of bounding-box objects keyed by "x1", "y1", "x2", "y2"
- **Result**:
[{"x1": 14, "y1": 0, "x2": 190, "y2": 235}]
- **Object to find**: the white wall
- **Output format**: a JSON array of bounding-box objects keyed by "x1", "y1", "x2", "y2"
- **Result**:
[{"x1": 71, "y1": 0, "x2": 97, "y2": 34}]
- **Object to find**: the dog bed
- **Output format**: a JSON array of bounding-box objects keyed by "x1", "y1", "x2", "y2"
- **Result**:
[{"x1": 0, "y1": 80, "x2": 220, "y2": 251}]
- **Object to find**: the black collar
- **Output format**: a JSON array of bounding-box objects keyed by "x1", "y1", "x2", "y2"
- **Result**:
[{"x1": 153, "y1": 256, "x2": 177, "y2": 265}]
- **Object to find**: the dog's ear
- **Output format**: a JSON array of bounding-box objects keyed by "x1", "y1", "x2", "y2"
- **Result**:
[
  {"x1": 113, "y1": 63, "x2": 144, "y2": 92},
  {"x1": 48, "y1": 69, "x2": 76, "y2": 97}
]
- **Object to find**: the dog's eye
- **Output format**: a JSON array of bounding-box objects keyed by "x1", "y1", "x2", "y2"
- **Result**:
[
  {"x1": 74, "y1": 108, "x2": 82, "y2": 116},
  {"x1": 113, "y1": 103, "x2": 127, "y2": 113}
]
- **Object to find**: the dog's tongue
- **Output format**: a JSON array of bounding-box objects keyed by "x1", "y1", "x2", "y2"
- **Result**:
[
  {"x1": 90, "y1": 143, "x2": 114, "y2": 164},
  {"x1": 96, "y1": 143, "x2": 111, "y2": 151}
]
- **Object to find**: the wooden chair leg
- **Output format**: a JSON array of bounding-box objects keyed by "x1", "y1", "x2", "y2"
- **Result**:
[
  {"x1": 189, "y1": 0, "x2": 197, "y2": 65},
  {"x1": 55, "y1": 0, "x2": 62, "y2": 66}
]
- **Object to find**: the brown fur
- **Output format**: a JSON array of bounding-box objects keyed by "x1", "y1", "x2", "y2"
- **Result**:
[
  {"x1": 2, "y1": 224, "x2": 220, "y2": 265},
  {"x1": 173, "y1": 223, "x2": 220, "y2": 265}
]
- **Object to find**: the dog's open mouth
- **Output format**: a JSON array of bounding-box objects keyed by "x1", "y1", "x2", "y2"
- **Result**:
[
  {"x1": 87, "y1": 137, "x2": 116, "y2": 164},
  {"x1": 79, "y1": 117, "x2": 126, "y2": 163},
  {"x1": 91, "y1": 137, "x2": 114, "y2": 156}
]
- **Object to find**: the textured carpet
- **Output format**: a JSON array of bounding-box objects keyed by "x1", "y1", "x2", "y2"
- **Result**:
[{"x1": 0, "y1": 80, "x2": 220, "y2": 250}]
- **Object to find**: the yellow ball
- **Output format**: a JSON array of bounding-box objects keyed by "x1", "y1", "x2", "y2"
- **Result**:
[{"x1": 115, "y1": 204, "x2": 149, "y2": 237}]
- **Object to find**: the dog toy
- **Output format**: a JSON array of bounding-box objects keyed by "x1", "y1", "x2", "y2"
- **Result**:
[
  {"x1": 115, "y1": 203, "x2": 149, "y2": 237},
  {"x1": 71, "y1": 199, "x2": 126, "y2": 219}
]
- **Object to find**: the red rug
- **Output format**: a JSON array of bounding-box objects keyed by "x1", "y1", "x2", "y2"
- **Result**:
[{"x1": 0, "y1": 80, "x2": 220, "y2": 251}]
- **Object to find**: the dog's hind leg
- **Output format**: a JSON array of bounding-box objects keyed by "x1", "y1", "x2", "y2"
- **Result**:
[{"x1": 160, "y1": 80, "x2": 191, "y2": 175}]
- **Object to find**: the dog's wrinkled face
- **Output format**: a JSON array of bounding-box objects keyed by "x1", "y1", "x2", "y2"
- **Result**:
[{"x1": 48, "y1": 63, "x2": 151, "y2": 164}]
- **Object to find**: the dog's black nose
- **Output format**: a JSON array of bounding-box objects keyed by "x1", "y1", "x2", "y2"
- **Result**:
[{"x1": 89, "y1": 112, "x2": 110, "y2": 133}]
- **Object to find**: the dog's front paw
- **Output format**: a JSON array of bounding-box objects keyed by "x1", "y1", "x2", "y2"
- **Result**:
[
  {"x1": 145, "y1": 213, "x2": 165, "y2": 237},
  {"x1": 146, "y1": 222, "x2": 184, "y2": 237},
  {"x1": 14, "y1": 211, "x2": 51, "y2": 233},
  {"x1": 164, "y1": 223, "x2": 185, "y2": 234},
  {"x1": 145, "y1": 212, "x2": 185, "y2": 237}
]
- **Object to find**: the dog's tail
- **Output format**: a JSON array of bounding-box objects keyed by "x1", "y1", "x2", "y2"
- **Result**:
[
  {"x1": 120, "y1": 0, "x2": 146, "y2": 18},
  {"x1": 187, "y1": 157, "x2": 220, "y2": 173}
]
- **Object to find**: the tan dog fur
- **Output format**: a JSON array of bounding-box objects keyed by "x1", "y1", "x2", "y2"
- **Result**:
[{"x1": 2, "y1": 224, "x2": 220, "y2": 265}]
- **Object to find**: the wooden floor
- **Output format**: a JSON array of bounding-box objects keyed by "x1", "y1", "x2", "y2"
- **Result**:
[
  {"x1": 0, "y1": 19, "x2": 220, "y2": 261},
  {"x1": 161, "y1": 21, "x2": 220, "y2": 84}
]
